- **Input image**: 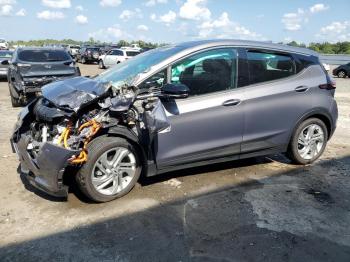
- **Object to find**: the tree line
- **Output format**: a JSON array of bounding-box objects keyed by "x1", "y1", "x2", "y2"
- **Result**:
[
  {"x1": 9, "y1": 38, "x2": 163, "y2": 49},
  {"x1": 8, "y1": 38, "x2": 350, "y2": 55},
  {"x1": 285, "y1": 41, "x2": 350, "y2": 54}
]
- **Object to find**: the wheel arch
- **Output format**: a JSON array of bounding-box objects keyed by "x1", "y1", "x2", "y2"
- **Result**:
[
  {"x1": 107, "y1": 126, "x2": 149, "y2": 172},
  {"x1": 292, "y1": 109, "x2": 333, "y2": 142}
]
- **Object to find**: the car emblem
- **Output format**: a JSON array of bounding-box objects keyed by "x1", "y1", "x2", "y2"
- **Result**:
[{"x1": 44, "y1": 65, "x2": 52, "y2": 69}]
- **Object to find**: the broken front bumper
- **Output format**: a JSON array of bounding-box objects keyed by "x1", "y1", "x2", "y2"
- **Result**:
[{"x1": 11, "y1": 109, "x2": 79, "y2": 198}]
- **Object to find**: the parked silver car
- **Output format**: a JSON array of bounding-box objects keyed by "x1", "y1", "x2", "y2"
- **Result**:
[
  {"x1": 0, "y1": 50, "x2": 12, "y2": 78},
  {"x1": 11, "y1": 40, "x2": 338, "y2": 202}
]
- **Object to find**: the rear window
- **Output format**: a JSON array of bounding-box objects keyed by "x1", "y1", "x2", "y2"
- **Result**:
[
  {"x1": 86, "y1": 48, "x2": 100, "y2": 52},
  {"x1": 0, "y1": 51, "x2": 12, "y2": 58},
  {"x1": 247, "y1": 51, "x2": 295, "y2": 85},
  {"x1": 18, "y1": 50, "x2": 71, "y2": 62},
  {"x1": 126, "y1": 51, "x2": 140, "y2": 57}
]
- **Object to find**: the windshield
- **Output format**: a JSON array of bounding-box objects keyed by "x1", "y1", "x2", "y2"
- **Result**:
[
  {"x1": 18, "y1": 50, "x2": 71, "y2": 62},
  {"x1": 0, "y1": 51, "x2": 12, "y2": 58},
  {"x1": 95, "y1": 45, "x2": 186, "y2": 88}
]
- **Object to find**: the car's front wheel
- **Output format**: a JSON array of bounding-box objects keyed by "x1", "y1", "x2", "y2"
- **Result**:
[
  {"x1": 8, "y1": 83, "x2": 22, "y2": 107},
  {"x1": 76, "y1": 136, "x2": 141, "y2": 202},
  {"x1": 81, "y1": 57, "x2": 86, "y2": 64},
  {"x1": 337, "y1": 70, "x2": 347, "y2": 78},
  {"x1": 287, "y1": 118, "x2": 328, "y2": 165}
]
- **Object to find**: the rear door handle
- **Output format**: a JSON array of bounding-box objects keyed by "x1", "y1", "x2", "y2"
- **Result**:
[
  {"x1": 222, "y1": 99, "x2": 241, "y2": 106},
  {"x1": 295, "y1": 86, "x2": 309, "y2": 92}
]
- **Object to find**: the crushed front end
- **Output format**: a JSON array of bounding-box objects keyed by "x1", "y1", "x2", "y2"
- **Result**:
[{"x1": 11, "y1": 76, "x2": 170, "y2": 198}]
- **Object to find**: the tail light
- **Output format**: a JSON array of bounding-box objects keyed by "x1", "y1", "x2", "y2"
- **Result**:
[{"x1": 319, "y1": 75, "x2": 336, "y2": 90}]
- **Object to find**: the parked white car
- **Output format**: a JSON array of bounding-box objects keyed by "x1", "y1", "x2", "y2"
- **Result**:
[
  {"x1": 0, "y1": 39, "x2": 9, "y2": 50},
  {"x1": 98, "y1": 48, "x2": 140, "y2": 69}
]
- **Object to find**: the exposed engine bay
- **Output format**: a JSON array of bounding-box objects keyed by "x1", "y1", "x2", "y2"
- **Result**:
[{"x1": 14, "y1": 76, "x2": 170, "y2": 166}]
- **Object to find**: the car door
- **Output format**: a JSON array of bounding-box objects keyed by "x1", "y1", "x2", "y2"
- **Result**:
[
  {"x1": 150, "y1": 48, "x2": 245, "y2": 169},
  {"x1": 241, "y1": 49, "x2": 315, "y2": 155},
  {"x1": 103, "y1": 50, "x2": 114, "y2": 67}
]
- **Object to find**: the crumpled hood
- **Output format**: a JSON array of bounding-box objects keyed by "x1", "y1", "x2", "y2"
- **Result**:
[{"x1": 42, "y1": 76, "x2": 109, "y2": 112}]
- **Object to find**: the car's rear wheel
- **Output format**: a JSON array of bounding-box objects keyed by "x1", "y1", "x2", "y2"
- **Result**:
[
  {"x1": 337, "y1": 70, "x2": 347, "y2": 78},
  {"x1": 287, "y1": 118, "x2": 328, "y2": 165},
  {"x1": 76, "y1": 136, "x2": 141, "y2": 202},
  {"x1": 81, "y1": 57, "x2": 86, "y2": 64},
  {"x1": 98, "y1": 60, "x2": 105, "y2": 69}
]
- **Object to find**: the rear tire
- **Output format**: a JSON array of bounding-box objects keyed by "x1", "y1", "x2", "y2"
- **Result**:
[
  {"x1": 287, "y1": 118, "x2": 328, "y2": 165},
  {"x1": 81, "y1": 57, "x2": 86, "y2": 64},
  {"x1": 76, "y1": 136, "x2": 141, "y2": 202},
  {"x1": 337, "y1": 70, "x2": 347, "y2": 78}
]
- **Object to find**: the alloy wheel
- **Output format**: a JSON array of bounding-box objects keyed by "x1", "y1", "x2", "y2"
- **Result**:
[
  {"x1": 297, "y1": 124, "x2": 325, "y2": 160},
  {"x1": 338, "y1": 71, "x2": 346, "y2": 78},
  {"x1": 91, "y1": 147, "x2": 136, "y2": 196}
]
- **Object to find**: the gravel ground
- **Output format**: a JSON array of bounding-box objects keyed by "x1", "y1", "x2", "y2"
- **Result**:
[{"x1": 0, "y1": 64, "x2": 349, "y2": 262}]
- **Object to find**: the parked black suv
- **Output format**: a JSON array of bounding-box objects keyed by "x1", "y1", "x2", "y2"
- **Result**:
[
  {"x1": 7, "y1": 48, "x2": 81, "y2": 107},
  {"x1": 332, "y1": 62, "x2": 350, "y2": 78},
  {"x1": 76, "y1": 47, "x2": 100, "y2": 64}
]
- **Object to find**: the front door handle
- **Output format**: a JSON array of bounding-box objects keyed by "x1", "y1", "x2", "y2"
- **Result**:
[
  {"x1": 295, "y1": 86, "x2": 309, "y2": 92},
  {"x1": 222, "y1": 99, "x2": 241, "y2": 106}
]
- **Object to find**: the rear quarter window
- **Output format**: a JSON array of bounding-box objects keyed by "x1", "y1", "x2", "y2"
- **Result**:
[
  {"x1": 126, "y1": 51, "x2": 140, "y2": 57},
  {"x1": 18, "y1": 50, "x2": 71, "y2": 62},
  {"x1": 247, "y1": 50, "x2": 295, "y2": 85}
]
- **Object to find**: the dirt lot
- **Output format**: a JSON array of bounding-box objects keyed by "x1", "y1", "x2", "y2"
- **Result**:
[{"x1": 0, "y1": 64, "x2": 350, "y2": 262}]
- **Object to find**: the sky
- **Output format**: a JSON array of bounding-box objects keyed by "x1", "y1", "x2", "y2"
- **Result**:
[{"x1": 0, "y1": 0, "x2": 349, "y2": 44}]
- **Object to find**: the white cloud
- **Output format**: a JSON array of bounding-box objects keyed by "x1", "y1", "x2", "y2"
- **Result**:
[
  {"x1": 317, "y1": 21, "x2": 350, "y2": 42},
  {"x1": 119, "y1": 8, "x2": 142, "y2": 21},
  {"x1": 179, "y1": 0, "x2": 211, "y2": 21},
  {"x1": 15, "y1": 8, "x2": 25, "y2": 16},
  {"x1": 41, "y1": 0, "x2": 71, "y2": 9},
  {"x1": 151, "y1": 10, "x2": 176, "y2": 25},
  {"x1": 159, "y1": 10, "x2": 176, "y2": 23},
  {"x1": 0, "y1": 4, "x2": 12, "y2": 16},
  {"x1": 281, "y1": 8, "x2": 306, "y2": 31},
  {"x1": 100, "y1": 0, "x2": 121, "y2": 7},
  {"x1": 37, "y1": 10, "x2": 65, "y2": 20},
  {"x1": 197, "y1": 12, "x2": 262, "y2": 40},
  {"x1": 75, "y1": 14, "x2": 88, "y2": 24},
  {"x1": 89, "y1": 25, "x2": 132, "y2": 41},
  {"x1": 310, "y1": 3, "x2": 329, "y2": 13},
  {"x1": 144, "y1": 0, "x2": 167, "y2": 7},
  {"x1": 0, "y1": 0, "x2": 16, "y2": 4},
  {"x1": 75, "y1": 5, "x2": 84, "y2": 11},
  {"x1": 137, "y1": 24, "x2": 149, "y2": 31}
]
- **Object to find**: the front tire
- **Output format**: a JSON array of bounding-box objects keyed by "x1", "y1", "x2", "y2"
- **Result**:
[
  {"x1": 287, "y1": 118, "x2": 328, "y2": 165},
  {"x1": 8, "y1": 84, "x2": 22, "y2": 107},
  {"x1": 76, "y1": 136, "x2": 141, "y2": 202},
  {"x1": 337, "y1": 70, "x2": 347, "y2": 78},
  {"x1": 81, "y1": 57, "x2": 86, "y2": 64}
]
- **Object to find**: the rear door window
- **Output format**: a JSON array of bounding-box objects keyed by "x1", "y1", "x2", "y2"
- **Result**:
[
  {"x1": 18, "y1": 50, "x2": 71, "y2": 62},
  {"x1": 126, "y1": 51, "x2": 140, "y2": 57},
  {"x1": 247, "y1": 51, "x2": 295, "y2": 85}
]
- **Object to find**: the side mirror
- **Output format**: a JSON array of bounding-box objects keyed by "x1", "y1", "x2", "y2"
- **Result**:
[
  {"x1": 161, "y1": 83, "x2": 189, "y2": 99},
  {"x1": 1, "y1": 60, "x2": 9, "y2": 65}
]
